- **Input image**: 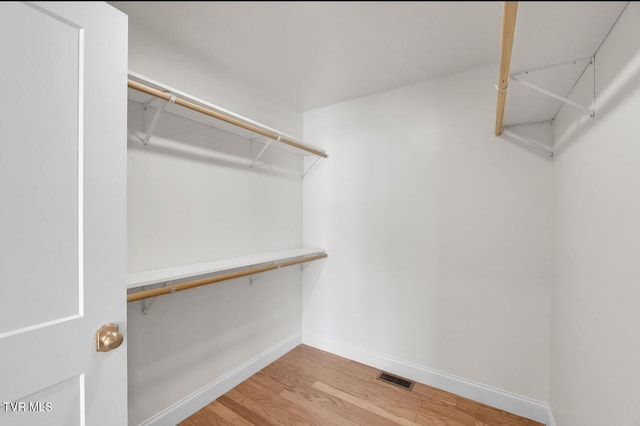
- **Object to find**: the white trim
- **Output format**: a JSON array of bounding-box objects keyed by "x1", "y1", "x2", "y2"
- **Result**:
[
  {"x1": 546, "y1": 404, "x2": 557, "y2": 426},
  {"x1": 138, "y1": 333, "x2": 302, "y2": 426},
  {"x1": 302, "y1": 333, "x2": 548, "y2": 425}
]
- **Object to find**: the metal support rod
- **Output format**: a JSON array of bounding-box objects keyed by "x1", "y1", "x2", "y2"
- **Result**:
[
  {"x1": 302, "y1": 156, "x2": 322, "y2": 179},
  {"x1": 128, "y1": 79, "x2": 328, "y2": 158},
  {"x1": 250, "y1": 139, "x2": 274, "y2": 168},
  {"x1": 142, "y1": 100, "x2": 168, "y2": 145},
  {"x1": 140, "y1": 282, "x2": 167, "y2": 314},
  {"x1": 495, "y1": 2, "x2": 518, "y2": 136},
  {"x1": 510, "y1": 56, "x2": 593, "y2": 77},
  {"x1": 141, "y1": 296, "x2": 156, "y2": 315},
  {"x1": 510, "y1": 76, "x2": 595, "y2": 116},
  {"x1": 128, "y1": 253, "x2": 328, "y2": 303},
  {"x1": 249, "y1": 261, "x2": 277, "y2": 284},
  {"x1": 502, "y1": 129, "x2": 553, "y2": 157}
]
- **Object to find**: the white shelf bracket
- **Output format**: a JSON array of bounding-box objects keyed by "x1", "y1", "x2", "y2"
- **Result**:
[
  {"x1": 141, "y1": 94, "x2": 176, "y2": 145},
  {"x1": 141, "y1": 282, "x2": 168, "y2": 315},
  {"x1": 502, "y1": 129, "x2": 554, "y2": 158},
  {"x1": 250, "y1": 138, "x2": 275, "y2": 168},
  {"x1": 249, "y1": 262, "x2": 277, "y2": 285},
  {"x1": 301, "y1": 255, "x2": 322, "y2": 270},
  {"x1": 510, "y1": 76, "x2": 595, "y2": 117},
  {"x1": 249, "y1": 272, "x2": 258, "y2": 285},
  {"x1": 302, "y1": 156, "x2": 322, "y2": 179}
]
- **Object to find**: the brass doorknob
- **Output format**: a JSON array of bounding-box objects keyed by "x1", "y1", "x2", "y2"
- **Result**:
[{"x1": 96, "y1": 323, "x2": 124, "y2": 352}]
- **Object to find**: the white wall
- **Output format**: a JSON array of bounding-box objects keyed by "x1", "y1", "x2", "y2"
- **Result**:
[
  {"x1": 128, "y1": 19, "x2": 302, "y2": 138},
  {"x1": 126, "y1": 19, "x2": 304, "y2": 425},
  {"x1": 302, "y1": 65, "x2": 553, "y2": 403},
  {"x1": 551, "y1": 4, "x2": 640, "y2": 425}
]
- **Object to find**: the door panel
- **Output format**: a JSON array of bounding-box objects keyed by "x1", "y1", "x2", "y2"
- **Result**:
[
  {"x1": 0, "y1": 2, "x2": 127, "y2": 425},
  {"x1": 0, "y1": 1, "x2": 81, "y2": 334},
  {"x1": 2, "y1": 376, "x2": 83, "y2": 426}
]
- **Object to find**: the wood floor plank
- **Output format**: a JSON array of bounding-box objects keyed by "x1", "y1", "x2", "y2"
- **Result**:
[
  {"x1": 285, "y1": 380, "x2": 399, "y2": 426},
  {"x1": 265, "y1": 360, "x2": 399, "y2": 425},
  {"x1": 278, "y1": 388, "x2": 360, "y2": 426},
  {"x1": 500, "y1": 409, "x2": 545, "y2": 426},
  {"x1": 295, "y1": 346, "x2": 378, "y2": 383},
  {"x1": 249, "y1": 372, "x2": 288, "y2": 395},
  {"x1": 207, "y1": 401, "x2": 253, "y2": 425},
  {"x1": 415, "y1": 413, "x2": 470, "y2": 426},
  {"x1": 366, "y1": 390, "x2": 429, "y2": 421},
  {"x1": 295, "y1": 345, "x2": 379, "y2": 382},
  {"x1": 182, "y1": 345, "x2": 543, "y2": 426},
  {"x1": 313, "y1": 380, "x2": 422, "y2": 426},
  {"x1": 179, "y1": 400, "x2": 251, "y2": 426},
  {"x1": 223, "y1": 380, "x2": 309, "y2": 425},
  {"x1": 260, "y1": 356, "x2": 318, "y2": 389},
  {"x1": 454, "y1": 398, "x2": 528, "y2": 426},
  {"x1": 291, "y1": 350, "x2": 435, "y2": 420},
  {"x1": 270, "y1": 353, "x2": 372, "y2": 400},
  {"x1": 217, "y1": 395, "x2": 269, "y2": 425}
]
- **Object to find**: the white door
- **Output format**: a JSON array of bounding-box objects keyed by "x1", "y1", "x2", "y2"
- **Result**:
[{"x1": 0, "y1": 2, "x2": 127, "y2": 425}]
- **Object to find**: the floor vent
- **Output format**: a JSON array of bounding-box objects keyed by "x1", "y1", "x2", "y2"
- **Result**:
[{"x1": 376, "y1": 371, "x2": 414, "y2": 390}]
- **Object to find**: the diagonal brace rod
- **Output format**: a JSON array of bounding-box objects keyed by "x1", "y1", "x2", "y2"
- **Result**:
[
  {"x1": 141, "y1": 282, "x2": 168, "y2": 315},
  {"x1": 250, "y1": 139, "x2": 273, "y2": 168},
  {"x1": 143, "y1": 100, "x2": 168, "y2": 145},
  {"x1": 302, "y1": 156, "x2": 322, "y2": 179},
  {"x1": 510, "y1": 76, "x2": 594, "y2": 116}
]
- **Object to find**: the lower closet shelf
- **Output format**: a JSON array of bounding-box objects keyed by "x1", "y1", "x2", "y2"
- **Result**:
[{"x1": 126, "y1": 248, "x2": 327, "y2": 303}]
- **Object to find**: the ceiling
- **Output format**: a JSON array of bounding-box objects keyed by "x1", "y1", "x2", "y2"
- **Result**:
[
  {"x1": 111, "y1": 1, "x2": 627, "y2": 117},
  {"x1": 110, "y1": 1, "x2": 503, "y2": 111}
]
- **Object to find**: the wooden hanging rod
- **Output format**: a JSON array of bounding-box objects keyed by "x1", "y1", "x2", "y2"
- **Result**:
[
  {"x1": 128, "y1": 79, "x2": 328, "y2": 158},
  {"x1": 127, "y1": 253, "x2": 328, "y2": 303},
  {"x1": 495, "y1": 1, "x2": 518, "y2": 136}
]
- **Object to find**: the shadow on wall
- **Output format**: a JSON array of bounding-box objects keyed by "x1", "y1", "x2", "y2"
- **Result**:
[
  {"x1": 554, "y1": 50, "x2": 640, "y2": 155},
  {"x1": 127, "y1": 102, "x2": 302, "y2": 180}
]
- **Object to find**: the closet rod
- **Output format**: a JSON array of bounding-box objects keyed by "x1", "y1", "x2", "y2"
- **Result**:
[
  {"x1": 127, "y1": 253, "x2": 328, "y2": 303},
  {"x1": 128, "y1": 80, "x2": 328, "y2": 158},
  {"x1": 495, "y1": 1, "x2": 518, "y2": 136}
]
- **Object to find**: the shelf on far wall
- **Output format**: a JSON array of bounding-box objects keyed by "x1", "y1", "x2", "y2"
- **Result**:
[{"x1": 127, "y1": 247, "x2": 327, "y2": 290}]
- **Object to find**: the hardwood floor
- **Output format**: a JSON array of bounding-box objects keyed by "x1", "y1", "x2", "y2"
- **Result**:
[{"x1": 180, "y1": 345, "x2": 542, "y2": 426}]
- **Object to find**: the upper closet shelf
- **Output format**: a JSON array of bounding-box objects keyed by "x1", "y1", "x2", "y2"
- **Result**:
[
  {"x1": 127, "y1": 71, "x2": 328, "y2": 160},
  {"x1": 127, "y1": 247, "x2": 327, "y2": 290}
]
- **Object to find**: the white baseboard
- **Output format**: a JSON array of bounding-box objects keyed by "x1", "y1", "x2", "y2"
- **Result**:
[
  {"x1": 139, "y1": 333, "x2": 302, "y2": 426},
  {"x1": 303, "y1": 333, "x2": 549, "y2": 425},
  {"x1": 546, "y1": 404, "x2": 556, "y2": 426}
]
